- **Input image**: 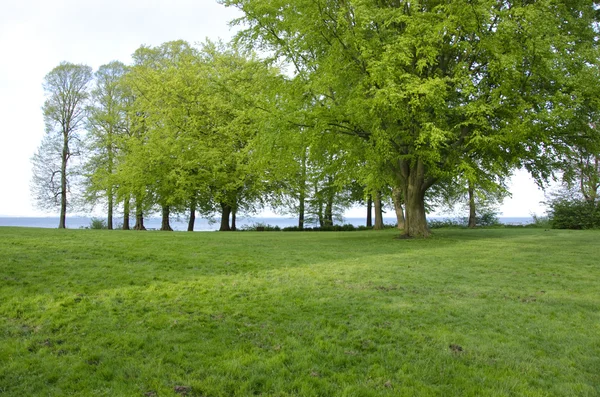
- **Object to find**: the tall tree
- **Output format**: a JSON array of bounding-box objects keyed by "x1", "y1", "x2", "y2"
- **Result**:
[
  {"x1": 83, "y1": 61, "x2": 129, "y2": 230},
  {"x1": 33, "y1": 62, "x2": 92, "y2": 228},
  {"x1": 222, "y1": 0, "x2": 600, "y2": 237}
]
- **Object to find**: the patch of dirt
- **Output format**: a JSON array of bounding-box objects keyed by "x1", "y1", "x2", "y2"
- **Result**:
[
  {"x1": 449, "y1": 344, "x2": 464, "y2": 353},
  {"x1": 174, "y1": 386, "x2": 192, "y2": 395}
]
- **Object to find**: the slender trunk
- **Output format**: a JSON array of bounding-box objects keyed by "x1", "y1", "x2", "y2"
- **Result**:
[
  {"x1": 107, "y1": 146, "x2": 114, "y2": 230},
  {"x1": 392, "y1": 187, "x2": 405, "y2": 230},
  {"x1": 298, "y1": 191, "x2": 305, "y2": 230},
  {"x1": 298, "y1": 152, "x2": 307, "y2": 230},
  {"x1": 187, "y1": 201, "x2": 196, "y2": 232},
  {"x1": 133, "y1": 197, "x2": 145, "y2": 230},
  {"x1": 231, "y1": 209, "x2": 237, "y2": 231},
  {"x1": 318, "y1": 199, "x2": 324, "y2": 228},
  {"x1": 59, "y1": 132, "x2": 68, "y2": 229},
  {"x1": 468, "y1": 181, "x2": 476, "y2": 228},
  {"x1": 398, "y1": 159, "x2": 431, "y2": 238},
  {"x1": 107, "y1": 189, "x2": 114, "y2": 230},
  {"x1": 366, "y1": 195, "x2": 373, "y2": 228},
  {"x1": 160, "y1": 205, "x2": 173, "y2": 231},
  {"x1": 123, "y1": 195, "x2": 130, "y2": 230},
  {"x1": 219, "y1": 203, "x2": 232, "y2": 231},
  {"x1": 374, "y1": 191, "x2": 384, "y2": 230},
  {"x1": 324, "y1": 195, "x2": 333, "y2": 226}
]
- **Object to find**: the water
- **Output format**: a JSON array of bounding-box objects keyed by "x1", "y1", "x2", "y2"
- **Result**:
[{"x1": 0, "y1": 216, "x2": 533, "y2": 231}]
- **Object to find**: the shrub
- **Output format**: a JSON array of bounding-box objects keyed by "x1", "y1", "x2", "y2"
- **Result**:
[
  {"x1": 549, "y1": 199, "x2": 600, "y2": 229},
  {"x1": 476, "y1": 210, "x2": 501, "y2": 226},
  {"x1": 241, "y1": 223, "x2": 281, "y2": 232},
  {"x1": 89, "y1": 218, "x2": 108, "y2": 230},
  {"x1": 530, "y1": 213, "x2": 551, "y2": 228},
  {"x1": 282, "y1": 224, "x2": 358, "y2": 232},
  {"x1": 428, "y1": 218, "x2": 464, "y2": 229}
]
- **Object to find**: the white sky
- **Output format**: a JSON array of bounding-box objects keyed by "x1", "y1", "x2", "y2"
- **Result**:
[{"x1": 0, "y1": 0, "x2": 548, "y2": 218}]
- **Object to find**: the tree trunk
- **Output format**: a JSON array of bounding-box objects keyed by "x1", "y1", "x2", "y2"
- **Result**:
[
  {"x1": 398, "y1": 159, "x2": 431, "y2": 238},
  {"x1": 373, "y1": 191, "x2": 384, "y2": 230},
  {"x1": 366, "y1": 195, "x2": 373, "y2": 228},
  {"x1": 324, "y1": 195, "x2": 333, "y2": 226},
  {"x1": 107, "y1": 189, "x2": 114, "y2": 230},
  {"x1": 187, "y1": 201, "x2": 196, "y2": 232},
  {"x1": 59, "y1": 132, "x2": 68, "y2": 229},
  {"x1": 231, "y1": 209, "x2": 237, "y2": 231},
  {"x1": 392, "y1": 187, "x2": 405, "y2": 230},
  {"x1": 160, "y1": 205, "x2": 173, "y2": 231},
  {"x1": 298, "y1": 190, "x2": 305, "y2": 230},
  {"x1": 298, "y1": 145, "x2": 307, "y2": 230},
  {"x1": 219, "y1": 203, "x2": 232, "y2": 231},
  {"x1": 123, "y1": 195, "x2": 130, "y2": 230},
  {"x1": 133, "y1": 198, "x2": 146, "y2": 230},
  {"x1": 468, "y1": 181, "x2": 476, "y2": 228}
]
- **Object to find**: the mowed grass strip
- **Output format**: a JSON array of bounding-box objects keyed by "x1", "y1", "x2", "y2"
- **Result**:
[{"x1": 0, "y1": 227, "x2": 599, "y2": 396}]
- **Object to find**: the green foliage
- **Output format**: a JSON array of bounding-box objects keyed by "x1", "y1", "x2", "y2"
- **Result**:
[
  {"x1": 428, "y1": 209, "x2": 500, "y2": 229},
  {"x1": 32, "y1": 62, "x2": 93, "y2": 228},
  {"x1": 88, "y1": 218, "x2": 108, "y2": 230},
  {"x1": 1, "y1": 227, "x2": 600, "y2": 395},
  {"x1": 549, "y1": 199, "x2": 600, "y2": 230},
  {"x1": 531, "y1": 214, "x2": 551, "y2": 229},
  {"x1": 240, "y1": 223, "x2": 281, "y2": 232},
  {"x1": 221, "y1": 0, "x2": 600, "y2": 237}
]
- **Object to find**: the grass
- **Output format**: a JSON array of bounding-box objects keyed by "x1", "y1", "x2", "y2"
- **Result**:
[{"x1": 0, "y1": 227, "x2": 599, "y2": 396}]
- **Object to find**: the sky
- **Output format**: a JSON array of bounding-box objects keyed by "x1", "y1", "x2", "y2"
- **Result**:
[{"x1": 0, "y1": 0, "x2": 548, "y2": 218}]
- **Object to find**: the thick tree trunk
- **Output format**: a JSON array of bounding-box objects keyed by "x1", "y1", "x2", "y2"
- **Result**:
[
  {"x1": 366, "y1": 195, "x2": 373, "y2": 228},
  {"x1": 219, "y1": 203, "x2": 232, "y2": 231},
  {"x1": 133, "y1": 198, "x2": 146, "y2": 230},
  {"x1": 107, "y1": 190, "x2": 114, "y2": 230},
  {"x1": 187, "y1": 201, "x2": 196, "y2": 232},
  {"x1": 59, "y1": 133, "x2": 68, "y2": 229},
  {"x1": 231, "y1": 209, "x2": 237, "y2": 231},
  {"x1": 160, "y1": 205, "x2": 173, "y2": 231},
  {"x1": 392, "y1": 187, "x2": 405, "y2": 230},
  {"x1": 468, "y1": 182, "x2": 476, "y2": 228},
  {"x1": 373, "y1": 192, "x2": 384, "y2": 230},
  {"x1": 398, "y1": 159, "x2": 431, "y2": 238},
  {"x1": 123, "y1": 195, "x2": 130, "y2": 230}
]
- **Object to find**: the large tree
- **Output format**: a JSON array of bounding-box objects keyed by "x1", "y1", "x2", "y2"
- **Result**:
[
  {"x1": 222, "y1": 0, "x2": 599, "y2": 237},
  {"x1": 33, "y1": 62, "x2": 92, "y2": 228},
  {"x1": 83, "y1": 61, "x2": 130, "y2": 229}
]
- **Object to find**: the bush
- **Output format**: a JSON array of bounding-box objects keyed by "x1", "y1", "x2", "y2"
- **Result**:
[
  {"x1": 89, "y1": 218, "x2": 108, "y2": 230},
  {"x1": 282, "y1": 224, "x2": 358, "y2": 232},
  {"x1": 241, "y1": 223, "x2": 281, "y2": 232},
  {"x1": 549, "y1": 199, "x2": 600, "y2": 229},
  {"x1": 428, "y1": 218, "x2": 464, "y2": 229},
  {"x1": 476, "y1": 210, "x2": 501, "y2": 226},
  {"x1": 530, "y1": 213, "x2": 551, "y2": 228}
]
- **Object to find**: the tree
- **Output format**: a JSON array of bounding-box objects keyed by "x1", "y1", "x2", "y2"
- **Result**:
[
  {"x1": 222, "y1": 0, "x2": 600, "y2": 237},
  {"x1": 83, "y1": 61, "x2": 129, "y2": 230},
  {"x1": 33, "y1": 62, "x2": 92, "y2": 228},
  {"x1": 116, "y1": 40, "x2": 282, "y2": 231}
]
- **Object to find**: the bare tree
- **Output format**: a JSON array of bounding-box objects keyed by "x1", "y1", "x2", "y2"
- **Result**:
[{"x1": 31, "y1": 62, "x2": 92, "y2": 228}]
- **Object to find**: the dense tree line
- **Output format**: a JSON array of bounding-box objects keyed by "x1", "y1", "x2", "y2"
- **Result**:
[{"x1": 32, "y1": 1, "x2": 600, "y2": 235}]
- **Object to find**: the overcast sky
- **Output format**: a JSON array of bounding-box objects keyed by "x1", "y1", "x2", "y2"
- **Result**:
[{"x1": 0, "y1": 0, "x2": 548, "y2": 218}]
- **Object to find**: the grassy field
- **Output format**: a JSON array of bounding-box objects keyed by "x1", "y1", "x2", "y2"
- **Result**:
[{"x1": 0, "y1": 227, "x2": 599, "y2": 396}]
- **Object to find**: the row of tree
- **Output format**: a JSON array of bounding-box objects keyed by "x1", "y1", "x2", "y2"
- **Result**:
[{"x1": 32, "y1": 1, "x2": 600, "y2": 237}]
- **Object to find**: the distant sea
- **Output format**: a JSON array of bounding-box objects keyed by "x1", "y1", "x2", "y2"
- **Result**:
[{"x1": 0, "y1": 216, "x2": 533, "y2": 231}]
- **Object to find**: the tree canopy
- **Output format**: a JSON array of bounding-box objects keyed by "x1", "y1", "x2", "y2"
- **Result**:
[{"x1": 221, "y1": 0, "x2": 600, "y2": 236}]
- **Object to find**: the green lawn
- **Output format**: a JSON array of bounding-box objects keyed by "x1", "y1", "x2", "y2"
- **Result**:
[{"x1": 0, "y1": 227, "x2": 598, "y2": 396}]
